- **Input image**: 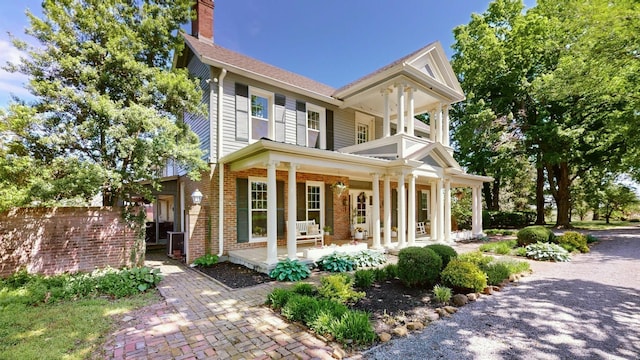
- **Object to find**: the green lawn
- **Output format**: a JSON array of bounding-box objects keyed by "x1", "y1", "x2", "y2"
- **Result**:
[
  {"x1": 0, "y1": 281, "x2": 160, "y2": 360},
  {"x1": 570, "y1": 220, "x2": 637, "y2": 230}
]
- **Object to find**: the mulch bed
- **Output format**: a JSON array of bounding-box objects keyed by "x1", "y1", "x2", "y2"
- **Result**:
[{"x1": 194, "y1": 262, "x2": 274, "y2": 289}]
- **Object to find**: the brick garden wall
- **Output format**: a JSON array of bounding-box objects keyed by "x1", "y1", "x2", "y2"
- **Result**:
[{"x1": 0, "y1": 207, "x2": 138, "y2": 277}]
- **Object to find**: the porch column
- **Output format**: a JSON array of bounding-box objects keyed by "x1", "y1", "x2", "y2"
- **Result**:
[
  {"x1": 397, "y1": 172, "x2": 406, "y2": 248},
  {"x1": 429, "y1": 109, "x2": 437, "y2": 142},
  {"x1": 266, "y1": 161, "x2": 279, "y2": 264},
  {"x1": 396, "y1": 83, "x2": 405, "y2": 134},
  {"x1": 383, "y1": 175, "x2": 392, "y2": 248},
  {"x1": 437, "y1": 179, "x2": 445, "y2": 241},
  {"x1": 436, "y1": 103, "x2": 443, "y2": 144},
  {"x1": 407, "y1": 87, "x2": 415, "y2": 137},
  {"x1": 407, "y1": 173, "x2": 416, "y2": 246},
  {"x1": 382, "y1": 89, "x2": 391, "y2": 137},
  {"x1": 477, "y1": 185, "x2": 484, "y2": 235},
  {"x1": 430, "y1": 180, "x2": 438, "y2": 240},
  {"x1": 444, "y1": 179, "x2": 452, "y2": 242},
  {"x1": 472, "y1": 186, "x2": 480, "y2": 236},
  {"x1": 371, "y1": 173, "x2": 382, "y2": 249},
  {"x1": 443, "y1": 104, "x2": 450, "y2": 147},
  {"x1": 287, "y1": 163, "x2": 298, "y2": 259}
]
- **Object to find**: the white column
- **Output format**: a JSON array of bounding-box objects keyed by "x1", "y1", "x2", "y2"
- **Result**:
[
  {"x1": 444, "y1": 179, "x2": 452, "y2": 242},
  {"x1": 398, "y1": 172, "x2": 406, "y2": 248},
  {"x1": 443, "y1": 104, "x2": 450, "y2": 147},
  {"x1": 287, "y1": 163, "x2": 297, "y2": 259},
  {"x1": 437, "y1": 179, "x2": 445, "y2": 241},
  {"x1": 266, "y1": 161, "x2": 279, "y2": 264},
  {"x1": 436, "y1": 103, "x2": 443, "y2": 144},
  {"x1": 478, "y1": 186, "x2": 484, "y2": 235},
  {"x1": 430, "y1": 180, "x2": 438, "y2": 240},
  {"x1": 382, "y1": 89, "x2": 391, "y2": 137},
  {"x1": 383, "y1": 175, "x2": 392, "y2": 248},
  {"x1": 407, "y1": 173, "x2": 416, "y2": 246},
  {"x1": 372, "y1": 173, "x2": 382, "y2": 249},
  {"x1": 407, "y1": 87, "x2": 415, "y2": 137},
  {"x1": 397, "y1": 83, "x2": 405, "y2": 134},
  {"x1": 429, "y1": 109, "x2": 437, "y2": 142},
  {"x1": 472, "y1": 186, "x2": 480, "y2": 236}
]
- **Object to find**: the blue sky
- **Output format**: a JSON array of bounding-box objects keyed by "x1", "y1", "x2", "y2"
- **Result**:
[{"x1": 0, "y1": 0, "x2": 536, "y2": 107}]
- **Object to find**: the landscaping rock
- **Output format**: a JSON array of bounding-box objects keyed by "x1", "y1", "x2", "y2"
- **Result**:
[
  {"x1": 452, "y1": 294, "x2": 469, "y2": 306},
  {"x1": 466, "y1": 293, "x2": 479, "y2": 301},
  {"x1": 379, "y1": 332, "x2": 392, "y2": 342},
  {"x1": 509, "y1": 274, "x2": 519, "y2": 282},
  {"x1": 426, "y1": 312, "x2": 440, "y2": 322},
  {"x1": 483, "y1": 286, "x2": 494, "y2": 295},
  {"x1": 492, "y1": 285, "x2": 501, "y2": 292},
  {"x1": 406, "y1": 321, "x2": 425, "y2": 331},
  {"x1": 444, "y1": 306, "x2": 458, "y2": 314},
  {"x1": 435, "y1": 308, "x2": 449, "y2": 317},
  {"x1": 332, "y1": 347, "x2": 346, "y2": 359},
  {"x1": 392, "y1": 326, "x2": 408, "y2": 337}
]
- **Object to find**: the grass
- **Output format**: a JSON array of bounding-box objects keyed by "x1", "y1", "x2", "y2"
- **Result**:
[
  {"x1": 570, "y1": 220, "x2": 634, "y2": 230},
  {"x1": 0, "y1": 291, "x2": 159, "y2": 359},
  {"x1": 479, "y1": 239, "x2": 518, "y2": 255}
]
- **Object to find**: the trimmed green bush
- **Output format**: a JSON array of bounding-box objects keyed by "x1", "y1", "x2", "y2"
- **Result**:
[
  {"x1": 517, "y1": 226, "x2": 555, "y2": 247},
  {"x1": 441, "y1": 259, "x2": 487, "y2": 293},
  {"x1": 483, "y1": 262, "x2": 511, "y2": 285},
  {"x1": 397, "y1": 247, "x2": 442, "y2": 287},
  {"x1": 354, "y1": 269, "x2": 376, "y2": 288},
  {"x1": 424, "y1": 244, "x2": 458, "y2": 269},
  {"x1": 317, "y1": 253, "x2": 356, "y2": 272},
  {"x1": 525, "y1": 242, "x2": 570, "y2": 262},
  {"x1": 269, "y1": 258, "x2": 311, "y2": 281},
  {"x1": 557, "y1": 231, "x2": 589, "y2": 253},
  {"x1": 318, "y1": 274, "x2": 364, "y2": 305},
  {"x1": 458, "y1": 251, "x2": 493, "y2": 268}
]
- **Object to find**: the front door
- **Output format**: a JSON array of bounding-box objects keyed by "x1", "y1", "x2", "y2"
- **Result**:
[{"x1": 350, "y1": 190, "x2": 372, "y2": 235}]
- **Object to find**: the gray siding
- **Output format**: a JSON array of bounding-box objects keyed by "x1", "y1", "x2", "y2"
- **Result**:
[
  {"x1": 184, "y1": 56, "x2": 212, "y2": 161},
  {"x1": 333, "y1": 107, "x2": 356, "y2": 149}
]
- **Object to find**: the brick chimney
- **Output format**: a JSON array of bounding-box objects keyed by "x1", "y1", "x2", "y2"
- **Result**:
[{"x1": 192, "y1": 0, "x2": 214, "y2": 42}]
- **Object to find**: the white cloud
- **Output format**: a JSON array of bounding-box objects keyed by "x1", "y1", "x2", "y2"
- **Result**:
[{"x1": 0, "y1": 39, "x2": 32, "y2": 106}]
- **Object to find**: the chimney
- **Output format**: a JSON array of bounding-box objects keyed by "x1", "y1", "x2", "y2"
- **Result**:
[{"x1": 192, "y1": 0, "x2": 214, "y2": 42}]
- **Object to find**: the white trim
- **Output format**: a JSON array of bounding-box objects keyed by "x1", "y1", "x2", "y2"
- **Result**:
[{"x1": 248, "y1": 176, "x2": 268, "y2": 243}]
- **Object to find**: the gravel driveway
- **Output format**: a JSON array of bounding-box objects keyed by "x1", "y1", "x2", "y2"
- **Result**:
[{"x1": 363, "y1": 228, "x2": 640, "y2": 359}]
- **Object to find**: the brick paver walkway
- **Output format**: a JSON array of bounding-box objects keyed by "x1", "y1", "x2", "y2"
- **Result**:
[{"x1": 102, "y1": 253, "x2": 336, "y2": 359}]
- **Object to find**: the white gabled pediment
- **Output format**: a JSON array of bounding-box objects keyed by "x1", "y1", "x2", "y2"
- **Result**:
[
  {"x1": 405, "y1": 42, "x2": 463, "y2": 96},
  {"x1": 407, "y1": 142, "x2": 462, "y2": 170}
]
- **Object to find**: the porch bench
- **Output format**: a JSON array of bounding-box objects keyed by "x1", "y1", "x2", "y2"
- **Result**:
[{"x1": 286, "y1": 220, "x2": 324, "y2": 247}]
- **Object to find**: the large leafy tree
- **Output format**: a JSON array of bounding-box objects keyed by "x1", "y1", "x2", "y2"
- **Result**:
[{"x1": 1, "y1": 0, "x2": 206, "y2": 211}]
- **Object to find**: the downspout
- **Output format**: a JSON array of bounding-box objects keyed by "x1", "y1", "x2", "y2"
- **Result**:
[{"x1": 216, "y1": 68, "x2": 227, "y2": 256}]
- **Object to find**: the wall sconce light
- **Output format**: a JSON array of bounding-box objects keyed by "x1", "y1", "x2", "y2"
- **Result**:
[{"x1": 191, "y1": 189, "x2": 203, "y2": 205}]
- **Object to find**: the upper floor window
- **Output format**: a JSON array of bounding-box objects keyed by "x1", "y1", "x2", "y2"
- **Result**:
[
  {"x1": 306, "y1": 103, "x2": 325, "y2": 149},
  {"x1": 356, "y1": 123, "x2": 369, "y2": 144},
  {"x1": 250, "y1": 89, "x2": 272, "y2": 141},
  {"x1": 355, "y1": 112, "x2": 375, "y2": 144}
]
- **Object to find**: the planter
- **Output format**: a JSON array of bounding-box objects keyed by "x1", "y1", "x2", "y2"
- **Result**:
[
  {"x1": 323, "y1": 234, "x2": 334, "y2": 245},
  {"x1": 354, "y1": 232, "x2": 364, "y2": 240},
  {"x1": 303, "y1": 242, "x2": 368, "y2": 261}
]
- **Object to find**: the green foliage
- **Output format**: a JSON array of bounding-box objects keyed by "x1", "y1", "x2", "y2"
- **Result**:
[
  {"x1": 514, "y1": 247, "x2": 527, "y2": 257},
  {"x1": 397, "y1": 247, "x2": 442, "y2": 288},
  {"x1": 432, "y1": 285, "x2": 452, "y2": 304},
  {"x1": 266, "y1": 288, "x2": 294, "y2": 309},
  {"x1": 269, "y1": 259, "x2": 311, "y2": 282},
  {"x1": 451, "y1": 188, "x2": 473, "y2": 230},
  {"x1": 525, "y1": 242, "x2": 571, "y2": 262},
  {"x1": 441, "y1": 259, "x2": 487, "y2": 293},
  {"x1": 484, "y1": 229, "x2": 516, "y2": 236},
  {"x1": 457, "y1": 251, "x2": 493, "y2": 268},
  {"x1": 517, "y1": 226, "x2": 555, "y2": 247},
  {"x1": 498, "y1": 259, "x2": 531, "y2": 274},
  {"x1": 192, "y1": 254, "x2": 219, "y2": 267},
  {"x1": 318, "y1": 274, "x2": 364, "y2": 305},
  {"x1": 483, "y1": 262, "x2": 511, "y2": 286},
  {"x1": 291, "y1": 282, "x2": 316, "y2": 297},
  {"x1": 317, "y1": 253, "x2": 356, "y2": 273},
  {"x1": 350, "y1": 250, "x2": 387, "y2": 268},
  {"x1": 354, "y1": 269, "x2": 376, "y2": 289},
  {"x1": 372, "y1": 268, "x2": 388, "y2": 282},
  {"x1": 424, "y1": 244, "x2": 458, "y2": 269},
  {"x1": 281, "y1": 295, "x2": 319, "y2": 323},
  {"x1": 329, "y1": 310, "x2": 376, "y2": 345},
  {"x1": 95, "y1": 267, "x2": 163, "y2": 296},
  {"x1": 484, "y1": 211, "x2": 535, "y2": 228},
  {"x1": 307, "y1": 299, "x2": 349, "y2": 336},
  {"x1": 384, "y1": 264, "x2": 399, "y2": 279},
  {"x1": 585, "y1": 234, "x2": 599, "y2": 244},
  {"x1": 1, "y1": 0, "x2": 207, "y2": 208},
  {"x1": 479, "y1": 239, "x2": 517, "y2": 255},
  {"x1": 556, "y1": 231, "x2": 589, "y2": 253}
]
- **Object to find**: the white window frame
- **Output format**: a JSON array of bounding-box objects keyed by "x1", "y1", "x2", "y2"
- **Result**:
[
  {"x1": 306, "y1": 181, "x2": 324, "y2": 228},
  {"x1": 306, "y1": 103, "x2": 326, "y2": 149},
  {"x1": 355, "y1": 112, "x2": 375, "y2": 144},
  {"x1": 249, "y1": 87, "x2": 274, "y2": 142},
  {"x1": 249, "y1": 176, "x2": 268, "y2": 242},
  {"x1": 420, "y1": 190, "x2": 430, "y2": 221}
]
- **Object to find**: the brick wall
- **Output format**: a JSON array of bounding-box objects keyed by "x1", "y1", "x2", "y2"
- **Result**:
[{"x1": 0, "y1": 207, "x2": 139, "y2": 277}]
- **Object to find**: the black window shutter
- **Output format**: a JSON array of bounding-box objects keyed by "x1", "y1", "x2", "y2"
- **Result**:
[
  {"x1": 277, "y1": 180, "x2": 285, "y2": 237},
  {"x1": 296, "y1": 101, "x2": 306, "y2": 146},
  {"x1": 275, "y1": 94, "x2": 286, "y2": 106},
  {"x1": 325, "y1": 184, "x2": 334, "y2": 232},
  {"x1": 326, "y1": 109, "x2": 334, "y2": 150},
  {"x1": 236, "y1": 178, "x2": 249, "y2": 243},
  {"x1": 235, "y1": 83, "x2": 249, "y2": 141},
  {"x1": 296, "y1": 182, "x2": 306, "y2": 221}
]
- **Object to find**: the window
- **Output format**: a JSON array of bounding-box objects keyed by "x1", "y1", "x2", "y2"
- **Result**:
[
  {"x1": 250, "y1": 89, "x2": 272, "y2": 141},
  {"x1": 420, "y1": 190, "x2": 430, "y2": 222},
  {"x1": 306, "y1": 182, "x2": 323, "y2": 226},
  {"x1": 355, "y1": 112, "x2": 374, "y2": 143},
  {"x1": 357, "y1": 123, "x2": 369, "y2": 144},
  {"x1": 306, "y1": 103, "x2": 325, "y2": 149},
  {"x1": 354, "y1": 192, "x2": 367, "y2": 225},
  {"x1": 250, "y1": 178, "x2": 268, "y2": 240}
]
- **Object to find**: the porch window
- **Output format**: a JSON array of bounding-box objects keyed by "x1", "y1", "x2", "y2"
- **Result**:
[
  {"x1": 354, "y1": 191, "x2": 367, "y2": 225},
  {"x1": 250, "y1": 178, "x2": 268, "y2": 240},
  {"x1": 420, "y1": 190, "x2": 430, "y2": 222},
  {"x1": 356, "y1": 123, "x2": 368, "y2": 144},
  {"x1": 250, "y1": 89, "x2": 272, "y2": 141},
  {"x1": 355, "y1": 112, "x2": 374, "y2": 144},
  {"x1": 306, "y1": 182, "x2": 323, "y2": 226}
]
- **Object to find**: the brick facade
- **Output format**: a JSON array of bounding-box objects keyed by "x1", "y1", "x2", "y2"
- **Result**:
[{"x1": 0, "y1": 207, "x2": 138, "y2": 277}]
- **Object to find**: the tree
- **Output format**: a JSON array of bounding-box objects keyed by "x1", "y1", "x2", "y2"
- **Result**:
[
  {"x1": 602, "y1": 183, "x2": 639, "y2": 224},
  {"x1": 1, "y1": 0, "x2": 206, "y2": 211}
]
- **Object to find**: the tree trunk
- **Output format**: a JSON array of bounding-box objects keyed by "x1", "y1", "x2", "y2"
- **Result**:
[
  {"x1": 592, "y1": 205, "x2": 600, "y2": 220},
  {"x1": 483, "y1": 182, "x2": 493, "y2": 211},
  {"x1": 491, "y1": 176, "x2": 500, "y2": 211},
  {"x1": 535, "y1": 165, "x2": 546, "y2": 225},
  {"x1": 545, "y1": 162, "x2": 572, "y2": 228}
]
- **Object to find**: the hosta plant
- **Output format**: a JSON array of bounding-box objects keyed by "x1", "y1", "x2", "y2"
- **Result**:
[
  {"x1": 525, "y1": 242, "x2": 570, "y2": 262},
  {"x1": 192, "y1": 254, "x2": 219, "y2": 267},
  {"x1": 317, "y1": 252, "x2": 356, "y2": 272},
  {"x1": 269, "y1": 258, "x2": 311, "y2": 281},
  {"x1": 350, "y1": 250, "x2": 387, "y2": 268}
]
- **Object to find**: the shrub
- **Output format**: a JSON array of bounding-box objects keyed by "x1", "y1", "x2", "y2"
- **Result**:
[
  {"x1": 586, "y1": 234, "x2": 599, "y2": 244},
  {"x1": 479, "y1": 240, "x2": 517, "y2": 255},
  {"x1": 354, "y1": 269, "x2": 376, "y2": 288},
  {"x1": 266, "y1": 288, "x2": 295, "y2": 308},
  {"x1": 269, "y1": 259, "x2": 311, "y2": 281},
  {"x1": 397, "y1": 247, "x2": 442, "y2": 287},
  {"x1": 498, "y1": 259, "x2": 531, "y2": 274},
  {"x1": 292, "y1": 282, "x2": 316, "y2": 296},
  {"x1": 281, "y1": 294, "x2": 319, "y2": 322},
  {"x1": 384, "y1": 263, "x2": 399, "y2": 279},
  {"x1": 318, "y1": 274, "x2": 365, "y2": 305},
  {"x1": 372, "y1": 268, "x2": 387, "y2": 282},
  {"x1": 329, "y1": 310, "x2": 376, "y2": 345},
  {"x1": 458, "y1": 251, "x2": 493, "y2": 268},
  {"x1": 484, "y1": 211, "x2": 535, "y2": 228},
  {"x1": 432, "y1": 284, "x2": 452, "y2": 304},
  {"x1": 517, "y1": 226, "x2": 555, "y2": 247},
  {"x1": 441, "y1": 259, "x2": 487, "y2": 293},
  {"x1": 317, "y1": 253, "x2": 356, "y2": 272},
  {"x1": 557, "y1": 231, "x2": 589, "y2": 253},
  {"x1": 350, "y1": 250, "x2": 387, "y2": 268},
  {"x1": 308, "y1": 299, "x2": 349, "y2": 335},
  {"x1": 514, "y1": 247, "x2": 527, "y2": 257},
  {"x1": 525, "y1": 242, "x2": 570, "y2": 262},
  {"x1": 192, "y1": 254, "x2": 219, "y2": 267},
  {"x1": 483, "y1": 262, "x2": 511, "y2": 285},
  {"x1": 424, "y1": 244, "x2": 458, "y2": 269}
]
